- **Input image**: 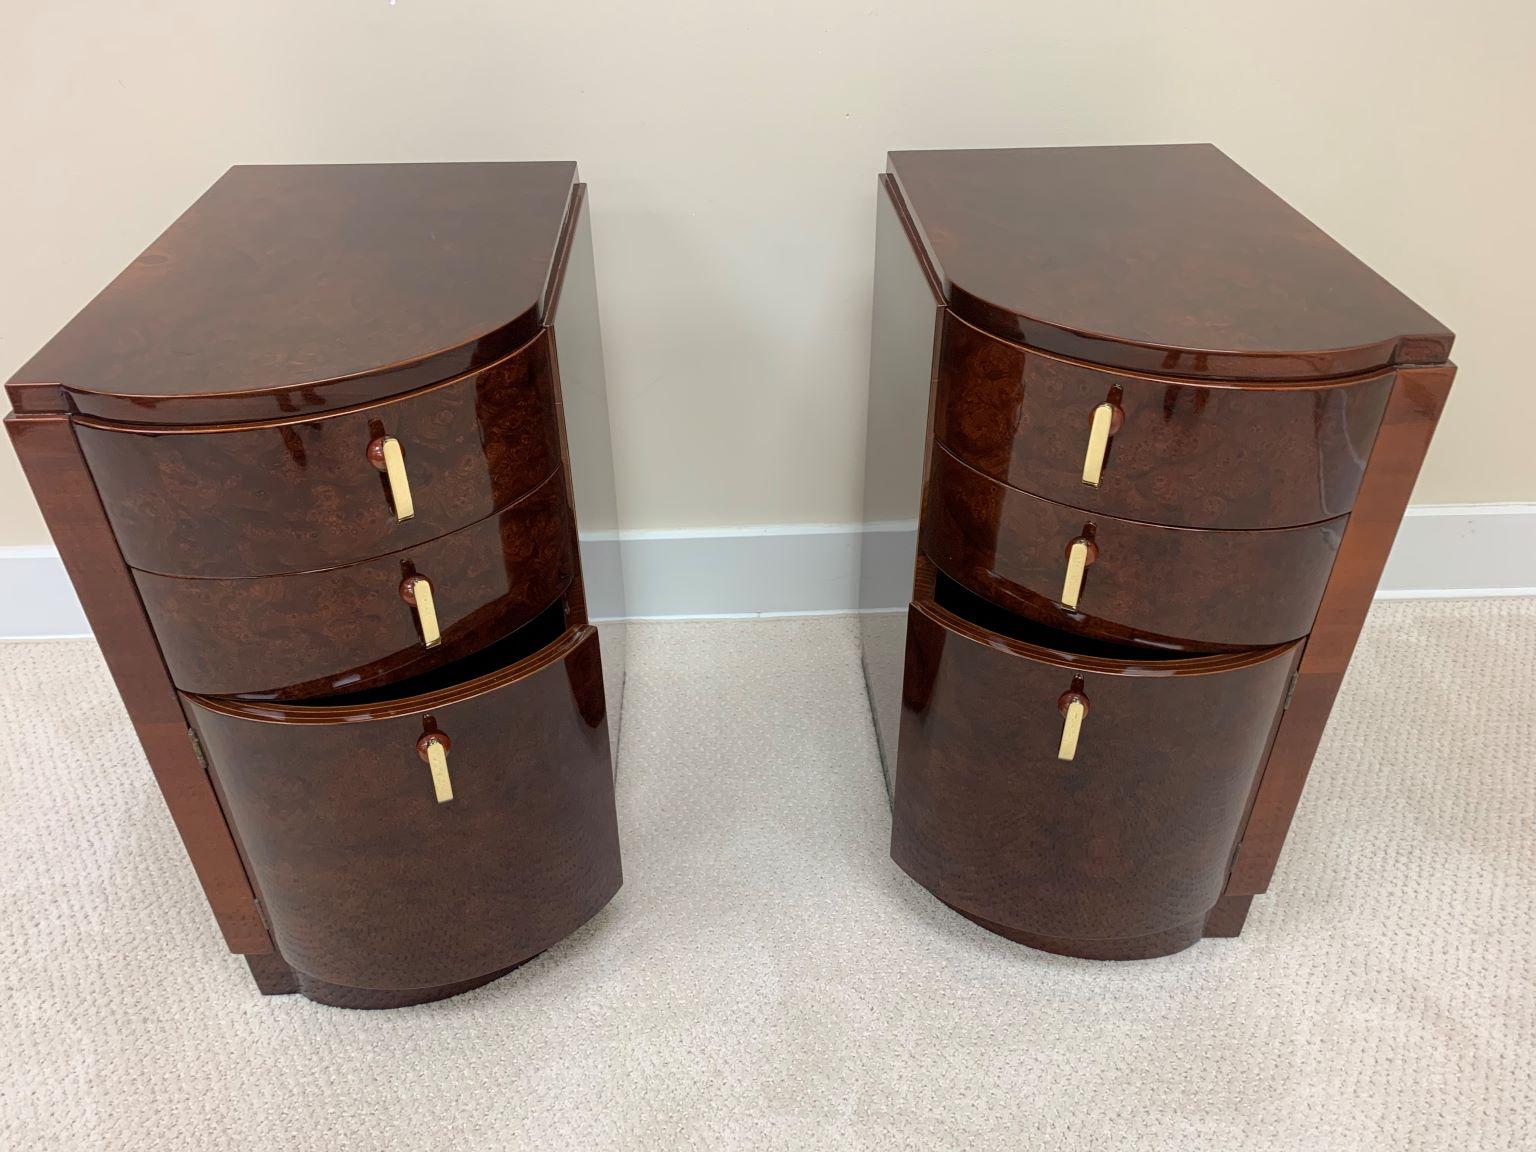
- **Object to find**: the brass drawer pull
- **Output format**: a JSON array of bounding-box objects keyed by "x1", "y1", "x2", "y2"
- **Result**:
[
  {"x1": 367, "y1": 435, "x2": 416, "y2": 522},
  {"x1": 1060, "y1": 536, "x2": 1097, "y2": 610},
  {"x1": 1081, "y1": 402, "x2": 1122, "y2": 487},
  {"x1": 1057, "y1": 683, "x2": 1089, "y2": 761},
  {"x1": 416, "y1": 731, "x2": 453, "y2": 803},
  {"x1": 399, "y1": 574, "x2": 442, "y2": 648}
]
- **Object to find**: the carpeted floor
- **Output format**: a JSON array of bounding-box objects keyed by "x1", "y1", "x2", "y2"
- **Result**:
[{"x1": 1, "y1": 600, "x2": 1532, "y2": 1150}]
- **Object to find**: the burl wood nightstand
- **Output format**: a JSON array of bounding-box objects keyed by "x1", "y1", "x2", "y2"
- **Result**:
[
  {"x1": 6, "y1": 162, "x2": 627, "y2": 1006},
  {"x1": 859, "y1": 144, "x2": 1454, "y2": 959}
]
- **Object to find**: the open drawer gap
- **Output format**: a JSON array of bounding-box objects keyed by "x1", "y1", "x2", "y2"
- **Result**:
[
  {"x1": 291, "y1": 598, "x2": 570, "y2": 707},
  {"x1": 930, "y1": 570, "x2": 1203, "y2": 663}
]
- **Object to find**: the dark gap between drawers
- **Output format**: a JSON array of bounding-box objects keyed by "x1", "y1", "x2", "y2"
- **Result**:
[
  {"x1": 292, "y1": 597, "x2": 569, "y2": 707},
  {"x1": 930, "y1": 571, "x2": 1196, "y2": 663}
]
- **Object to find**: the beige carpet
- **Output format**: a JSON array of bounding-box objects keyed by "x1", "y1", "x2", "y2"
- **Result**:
[{"x1": 1, "y1": 601, "x2": 1532, "y2": 1150}]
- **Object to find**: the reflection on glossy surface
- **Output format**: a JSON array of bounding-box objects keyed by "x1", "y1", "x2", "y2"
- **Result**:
[
  {"x1": 548, "y1": 182, "x2": 627, "y2": 760},
  {"x1": 923, "y1": 443, "x2": 1346, "y2": 650},
  {"x1": 858, "y1": 147, "x2": 1456, "y2": 959},
  {"x1": 186, "y1": 626, "x2": 621, "y2": 998},
  {"x1": 858, "y1": 175, "x2": 945, "y2": 788},
  {"x1": 887, "y1": 146, "x2": 1452, "y2": 379},
  {"x1": 934, "y1": 313, "x2": 1397, "y2": 530},
  {"x1": 9, "y1": 162, "x2": 579, "y2": 424},
  {"x1": 5, "y1": 163, "x2": 636, "y2": 1004},
  {"x1": 2, "y1": 408, "x2": 272, "y2": 954},
  {"x1": 134, "y1": 471, "x2": 574, "y2": 700},
  {"x1": 76, "y1": 338, "x2": 563, "y2": 579},
  {"x1": 891, "y1": 601, "x2": 1299, "y2": 958}
]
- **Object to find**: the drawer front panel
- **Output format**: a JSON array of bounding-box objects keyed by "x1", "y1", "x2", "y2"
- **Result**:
[
  {"x1": 934, "y1": 312, "x2": 1394, "y2": 529},
  {"x1": 137, "y1": 470, "x2": 572, "y2": 699},
  {"x1": 185, "y1": 626, "x2": 621, "y2": 992},
  {"x1": 891, "y1": 600, "x2": 1299, "y2": 946},
  {"x1": 923, "y1": 444, "x2": 1344, "y2": 649},
  {"x1": 76, "y1": 336, "x2": 560, "y2": 578}
]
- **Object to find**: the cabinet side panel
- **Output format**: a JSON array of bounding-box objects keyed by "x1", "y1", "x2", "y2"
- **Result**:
[
  {"x1": 859, "y1": 176, "x2": 945, "y2": 793},
  {"x1": 4, "y1": 410, "x2": 271, "y2": 955},
  {"x1": 1225, "y1": 364, "x2": 1455, "y2": 896},
  {"x1": 548, "y1": 185, "x2": 625, "y2": 765}
]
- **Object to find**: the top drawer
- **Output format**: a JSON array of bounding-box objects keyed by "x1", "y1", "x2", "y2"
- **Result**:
[
  {"x1": 934, "y1": 313, "x2": 1395, "y2": 530},
  {"x1": 75, "y1": 336, "x2": 561, "y2": 578}
]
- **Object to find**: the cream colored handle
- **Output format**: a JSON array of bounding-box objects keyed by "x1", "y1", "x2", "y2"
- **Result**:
[
  {"x1": 377, "y1": 436, "x2": 416, "y2": 521},
  {"x1": 1057, "y1": 697, "x2": 1086, "y2": 761},
  {"x1": 421, "y1": 735, "x2": 453, "y2": 803},
  {"x1": 1061, "y1": 539, "x2": 1091, "y2": 610},
  {"x1": 1081, "y1": 403, "x2": 1117, "y2": 487},
  {"x1": 400, "y1": 575, "x2": 442, "y2": 648}
]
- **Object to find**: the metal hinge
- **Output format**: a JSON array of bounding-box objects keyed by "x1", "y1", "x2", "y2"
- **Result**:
[
  {"x1": 1283, "y1": 668, "x2": 1301, "y2": 711},
  {"x1": 252, "y1": 899, "x2": 271, "y2": 931},
  {"x1": 187, "y1": 727, "x2": 208, "y2": 770}
]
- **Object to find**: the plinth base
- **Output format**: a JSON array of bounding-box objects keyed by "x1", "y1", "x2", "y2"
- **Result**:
[
  {"x1": 245, "y1": 953, "x2": 537, "y2": 1009},
  {"x1": 948, "y1": 903, "x2": 1207, "y2": 961}
]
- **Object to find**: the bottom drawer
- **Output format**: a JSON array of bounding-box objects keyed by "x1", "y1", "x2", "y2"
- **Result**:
[
  {"x1": 186, "y1": 622, "x2": 621, "y2": 995},
  {"x1": 891, "y1": 590, "x2": 1299, "y2": 959}
]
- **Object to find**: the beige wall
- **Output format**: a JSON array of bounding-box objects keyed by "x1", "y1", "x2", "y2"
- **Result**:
[{"x1": 3, "y1": 0, "x2": 1532, "y2": 546}]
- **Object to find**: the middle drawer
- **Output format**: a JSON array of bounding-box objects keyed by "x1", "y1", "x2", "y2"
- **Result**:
[
  {"x1": 135, "y1": 469, "x2": 574, "y2": 700},
  {"x1": 923, "y1": 443, "x2": 1343, "y2": 650}
]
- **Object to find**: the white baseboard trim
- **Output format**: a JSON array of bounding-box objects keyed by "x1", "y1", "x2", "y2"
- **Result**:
[
  {"x1": 2, "y1": 504, "x2": 1533, "y2": 637},
  {"x1": 619, "y1": 524, "x2": 866, "y2": 621},
  {"x1": 0, "y1": 546, "x2": 92, "y2": 639},
  {"x1": 1375, "y1": 504, "x2": 1536, "y2": 600}
]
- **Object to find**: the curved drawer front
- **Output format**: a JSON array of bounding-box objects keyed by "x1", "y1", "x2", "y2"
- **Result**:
[
  {"x1": 185, "y1": 626, "x2": 621, "y2": 992},
  {"x1": 136, "y1": 470, "x2": 573, "y2": 699},
  {"x1": 923, "y1": 444, "x2": 1344, "y2": 650},
  {"x1": 934, "y1": 312, "x2": 1394, "y2": 529},
  {"x1": 891, "y1": 600, "x2": 1299, "y2": 954},
  {"x1": 75, "y1": 336, "x2": 560, "y2": 578}
]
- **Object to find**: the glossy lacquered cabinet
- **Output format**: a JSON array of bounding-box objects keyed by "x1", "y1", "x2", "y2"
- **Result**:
[
  {"x1": 6, "y1": 162, "x2": 627, "y2": 1006},
  {"x1": 860, "y1": 145, "x2": 1455, "y2": 959}
]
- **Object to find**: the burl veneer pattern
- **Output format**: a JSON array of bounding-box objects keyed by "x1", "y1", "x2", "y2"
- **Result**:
[
  {"x1": 75, "y1": 336, "x2": 562, "y2": 579},
  {"x1": 865, "y1": 146, "x2": 1455, "y2": 961},
  {"x1": 923, "y1": 443, "x2": 1345, "y2": 651},
  {"x1": 1225, "y1": 364, "x2": 1457, "y2": 897},
  {"x1": 892, "y1": 601, "x2": 1300, "y2": 959},
  {"x1": 934, "y1": 313, "x2": 1396, "y2": 530},
  {"x1": 7, "y1": 164, "x2": 626, "y2": 1005},
  {"x1": 134, "y1": 471, "x2": 574, "y2": 699},
  {"x1": 186, "y1": 627, "x2": 621, "y2": 1001},
  {"x1": 11, "y1": 162, "x2": 580, "y2": 424},
  {"x1": 3, "y1": 409, "x2": 272, "y2": 954},
  {"x1": 887, "y1": 144, "x2": 1452, "y2": 379}
]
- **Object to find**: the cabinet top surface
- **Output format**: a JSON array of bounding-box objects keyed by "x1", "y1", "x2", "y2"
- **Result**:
[
  {"x1": 887, "y1": 144, "x2": 1452, "y2": 379},
  {"x1": 8, "y1": 162, "x2": 577, "y2": 418}
]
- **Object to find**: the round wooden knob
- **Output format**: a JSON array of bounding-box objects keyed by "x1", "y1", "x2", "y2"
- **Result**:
[
  {"x1": 367, "y1": 434, "x2": 415, "y2": 521},
  {"x1": 399, "y1": 574, "x2": 428, "y2": 606},
  {"x1": 1062, "y1": 536, "x2": 1099, "y2": 564},
  {"x1": 416, "y1": 731, "x2": 452, "y2": 762}
]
